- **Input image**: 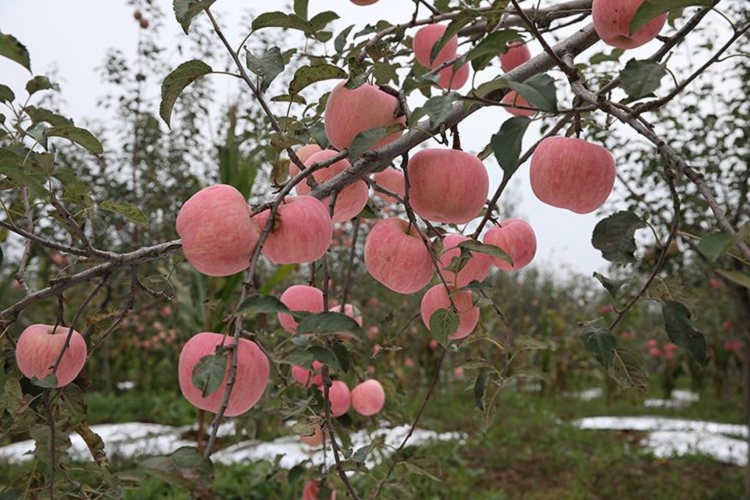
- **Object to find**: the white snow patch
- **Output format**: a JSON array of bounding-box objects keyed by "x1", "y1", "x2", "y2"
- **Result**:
[
  {"x1": 644, "y1": 390, "x2": 700, "y2": 409},
  {"x1": 574, "y1": 416, "x2": 747, "y2": 466}
]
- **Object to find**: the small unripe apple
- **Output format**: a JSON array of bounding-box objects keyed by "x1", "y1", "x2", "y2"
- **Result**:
[
  {"x1": 364, "y1": 217, "x2": 434, "y2": 294},
  {"x1": 592, "y1": 0, "x2": 667, "y2": 49},
  {"x1": 530, "y1": 136, "x2": 616, "y2": 214},
  {"x1": 438, "y1": 234, "x2": 492, "y2": 287},
  {"x1": 420, "y1": 285, "x2": 479, "y2": 340},
  {"x1": 500, "y1": 41, "x2": 531, "y2": 72},
  {"x1": 482, "y1": 219, "x2": 537, "y2": 271},
  {"x1": 176, "y1": 184, "x2": 261, "y2": 277},
  {"x1": 407, "y1": 148, "x2": 489, "y2": 224},
  {"x1": 501, "y1": 91, "x2": 535, "y2": 117},
  {"x1": 278, "y1": 285, "x2": 324, "y2": 334},
  {"x1": 178, "y1": 332, "x2": 270, "y2": 417},
  {"x1": 292, "y1": 149, "x2": 369, "y2": 222},
  {"x1": 303, "y1": 480, "x2": 337, "y2": 500},
  {"x1": 372, "y1": 166, "x2": 405, "y2": 203},
  {"x1": 350, "y1": 379, "x2": 386, "y2": 416},
  {"x1": 413, "y1": 24, "x2": 458, "y2": 68},
  {"x1": 324, "y1": 80, "x2": 405, "y2": 152},
  {"x1": 15, "y1": 324, "x2": 87, "y2": 387},
  {"x1": 253, "y1": 196, "x2": 333, "y2": 264}
]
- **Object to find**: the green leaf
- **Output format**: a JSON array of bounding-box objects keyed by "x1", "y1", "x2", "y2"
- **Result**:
[
  {"x1": 252, "y1": 12, "x2": 313, "y2": 33},
  {"x1": 334, "y1": 25, "x2": 355, "y2": 54},
  {"x1": 491, "y1": 116, "x2": 531, "y2": 179},
  {"x1": 409, "y1": 93, "x2": 457, "y2": 129},
  {"x1": 591, "y1": 211, "x2": 646, "y2": 263},
  {"x1": 45, "y1": 125, "x2": 103, "y2": 154},
  {"x1": 429, "y1": 10, "x2": 476, "y2": 65},
  {"x1": 609, "y1": 348, "x2": 647, "y2": 391},
  {"x1": 345, "y1": 56, "x2": 369, "y2": 90},
  {"x1": 25, "y1": 106, "x2": 73, "y2": 127},
  {"x1": 288, "y1": 64, "x2": 347, "y2": 97},
  {"x1": 0, "y1": 33, "x2": 31, "y2": 72},
  {"x1": 297, "y1": 312, "x2": 364, "y2": 337},
  {"x1": 310, "y1": 11, "x2": 339, "y2": 32},
  {"x1": 473, "y1": 367, "x2": 488, "y2": 411},
  {"x1": 239, "y1": 294, "x2": 289, "y2": 314},
  {"x1": 661, "y1": 300, "x2": 707, "y2": 367},
  {"x1": 31, "y1": 374, "x2": 58, "y2": 388},
  {"x1": 259, "y1": 264, "x2": 297, "y2": 294},
  {"x1": 99, "y1": 200, "x2": 147, "y2": 225},
  {"x1": 245, "y1": 46, "x2": 285, "y2": 93},
  {"x1": 349, "y1": 124, "x2": 403, "y2": 160},
  {"x1": 192, "y1": 349, "x2": 228, "y2": 397},
  {"x1": 0, "y1": 490, "x2": 23, "y2": 500},
  {"x1": 579, "y1": 327, "x2": 617, "y2": 369},
  {"x1": 400, "y1": 461, "x2": 443, "y2": 483},
  {"x1": 507, "y1": 74, "x2": 558, "y2": 113},
  {"x1": 293, "y1": 0, "x2": 309, "y2": 20},
  {"x1": 716, "y1": 269, "x2": 750, "y2": 289},
  {"x1": 458, "y1": 239, "x2": 513, "y2": 264},
  {"x1": 0, "y1": 84, "x2": 15, "y2": 103},
  {"x1": 429, "y1": 308, "x2": 459, "y2": 347},
  {"x1": 330, "y1": 342, "x2": 351, "y2": 373},
  {"x1": 466, "y1": 30, "x2": 520, "y2": 71},
  {"x1": 160, "y1": 60, "x2": 212, "y2": 128},
  {"x1": 631, "y1": 0, "x2": 712, "y2": 33},
  {"x1": 593, "y1": 272, "x2": 627, "y2": 298},
  {"x1": 173, "y1": 0, "x2": 216, "y2": 34},
  {"x1": 25, "y1": 76, "x2": 56, "y2": 96},
  {"x1": 138, "y1": 446, "x2": 214, "y2": 489},
  {"x1": 697, "y1": 231, "x2": 735, "y2": 262},
  {"x1": 0, "y1": 148, "x2": 48, "y2": 198},
  {"x1": 620, "y1": 59, "x2": 666, "y2": 99}
]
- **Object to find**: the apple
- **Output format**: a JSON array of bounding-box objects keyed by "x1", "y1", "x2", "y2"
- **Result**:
[
  {"x1": 278, "y1": 285, "x2": 324, "y2": 334},
  {"x1": 482, "y1": 219, "x2": 537, "y2": 271},
  {"x1": 329, "y1": 303, "x2": 364, "y2": 341},
  {"x1": 350, "y1": 379, "x2": 386, "y2": 416},
  {"x1": 592, "y1": 0, "x2": 667, "y2": 49},
  {"x1": 420, "y1": 285, "x2": 479, "y2": 340},
  {"x1": 324, "y1": 80, "x2": 405, "y2": 152},
  {"x1": 253, "y1": 196, "x2": 333, "y2": 264},
  {"x1": 437, "y1": 60, "x2": 470, "y2": 90},
  {"x1": 320, "y1": 380, "x2": 350, "y2": 417},
  {"x1": 15, "y1": 324, "x2": 87, "y2": 387},
  {"x1": 501, "y1": 91, "x2": 536, "y2": 117},
  {"x1": 364, "y1": 217, "x2": 434, "y2": 294},
  {"x1": 530, "y1": 136, "x2": 616, "y2": 214},
  {"x1": 500, "y1": 41, "x2": 531, "y2": 72},
  {"x1": 176, "y1": 184, "x2": 261, "y2": 277},
  {"x1": 300, "y1": 424, "x2": 325, "y2": 447},
  {"x1": 350, "y1": 0, "x2": 377, "y2": 4},
  {"x1": 292, "y1": 360, "x2": 323, "y2": 388},
  {"x1": 438, "y1": 234, "x2": 492, "y2": 287},
  {"x1": 292, "y1": 144, "x2": 322, "y2": 166},
  {"x1": 303, "y1": 480, "x2": 336, "y2": 500},
  {"x1": 372, "y1": 166, "x2": 405, "y2": 203},
  {"x1": 413, "y1": 24, "x2": 458, "y2": 69},
  {"x1": 407, "y1": 148, "x2": 489, "y2": 224},
  {"x1": 178, "y1": 332, "x2": 270, "y2": 417},
  {"x1": 292, "y1": 149, "x2": 369, "y2": 222}
]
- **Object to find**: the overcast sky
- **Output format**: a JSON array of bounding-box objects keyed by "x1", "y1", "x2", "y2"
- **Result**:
[{"x1": 0, "y1": 0, "x2": 670, "y2": 280}]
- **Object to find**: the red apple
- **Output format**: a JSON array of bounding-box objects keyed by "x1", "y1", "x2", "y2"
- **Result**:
[
  {"x1": 592, "y1": 0, "x2": 667, "y2": 49},
  {"x1": 372, "y1": 166, "x2": 405, "y2": 203},
  {"x1": 364, "y1": 217, "x2": 434, "y2": 294},
  {"x1": 420, "y1": 285, "x2": 479, "y2": 340},
  {"x1": 500, "y1": 41, "x2": 531, "y2": 72},
  {"x1": 176, "y1": 184, "x2": 261, "y2": 277},
  {"x1": 303, "y1": 480, "x2": 337, "y2": 500},
  {"x1": 292, "y1": 360, "x2": 324, "y2": 388},
  {"x1": 437, "y1": 60, "x2": 470, "y2": 90},
  {"x1": 15, "y1": 324, "x2": 87, "y2": 387},
  {"x1": 482, "y1": 219, "x2": 537, "y2": 271},
  {"x1": 350, "y1": 379, "x2": 386, "y2": 416},
  {"x1": 319, "y1": 380, "x2": 350, "y2": 417},
  {"x1": 324, "y1": 81, "x2": 405, "y2": 151},
  {"x1": 438, "y1": 234, "x2": 492, "y2": 287},
  {"x1": 178, "y1": 332, "x2": 270, "y2": 417},
  {"x1": 292, "y1": 149, "x2": 369, "y2": 222},
  {"x1": 278, "y1": 285, "x2": 324, "y2": 334},
  {"x1": 300, "y1": 425, "x2": 325, "y2": 447},
  {"x1": 413, "y1": 24, "x2": 458, "y2": 69},
  {"x1": 350, "y1": 0, "x2": 377, "y2": 4},
  {"x1": 529, "y1": 136, "x2": 616, "y2": 214},
  {"x1": 253, "y1": 196, "x2": 333, "y2": 264},
  {"x1": 501, "y1": 91, "x2": 536, "y2": 117},
  {"x1": 407, "y1": 148, "x2": 489, "y2": 224}
]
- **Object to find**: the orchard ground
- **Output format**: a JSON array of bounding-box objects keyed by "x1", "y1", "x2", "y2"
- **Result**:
[{"x1": 0, "y1": 376, "x2": 743, "y2": 499}]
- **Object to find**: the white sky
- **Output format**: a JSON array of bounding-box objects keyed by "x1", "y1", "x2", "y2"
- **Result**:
[{"x1": 0, "y1": 0, "x2": 669, "y2": 280}]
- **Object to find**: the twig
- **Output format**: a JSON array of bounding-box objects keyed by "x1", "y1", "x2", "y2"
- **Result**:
[{"x1": 15, "y1": 187, "x2": 33, "y2": 294}]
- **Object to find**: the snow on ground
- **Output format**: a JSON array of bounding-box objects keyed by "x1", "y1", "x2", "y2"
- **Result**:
[
  {"x1": 575, "y1": 416, "x2": 747, "y2": 466},
  {"x1": 0, "y1": 421, "x2": 464, "y2": 468}
]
